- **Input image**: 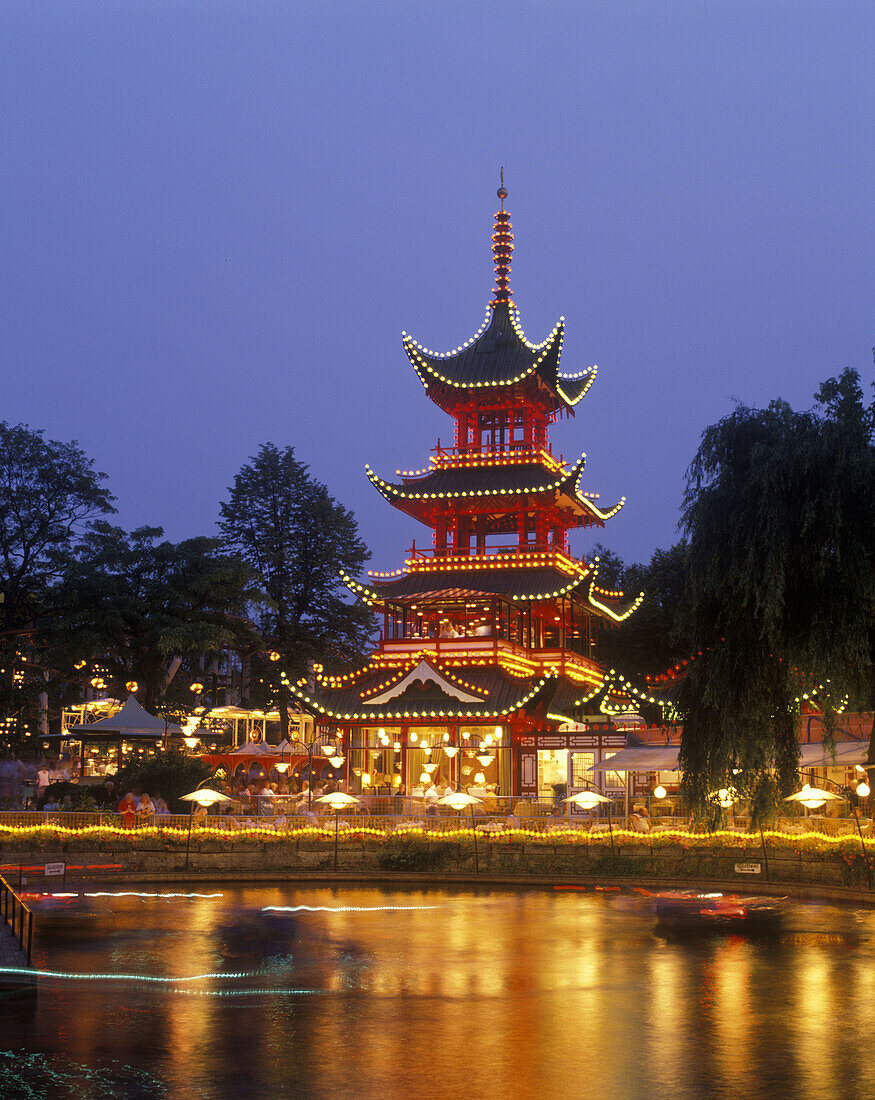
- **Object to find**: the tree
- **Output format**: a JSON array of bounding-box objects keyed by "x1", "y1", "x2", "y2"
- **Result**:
[
  {"x1": 219, "y1": 444, "x2": 375, "y2": 736},
  {"x1": 46, "y1": 524, "x2": 259, "y2": 711},
  {"x1": 0, "y1": 422, "x2": 115, "y2": 621},
  {"x1": 113, "y1": 746, "x2": 211, "y2": 813},
  {"x1": 0, "y1": 422, "x2": 115, "y2": 749},
  {"x1": 594, "y1": 541, "x2": 692, "y2": 682},
  {"x1": 677, "y1": 367, "x2": 874, "y2": 822}
]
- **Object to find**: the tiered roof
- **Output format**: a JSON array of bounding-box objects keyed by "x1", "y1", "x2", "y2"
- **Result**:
[
  {"x1": 401, "y1": 178, "x2": 597, "y2": 415},
  {"x1": 365, "y1": 452, "x2": 624, "y2": 527},
  {"x1": 403, "y1": 303, "x2": 597, "y2": 415},
  {"x1": 284, "y1": 657, "x2": 606, "y2": 723}
]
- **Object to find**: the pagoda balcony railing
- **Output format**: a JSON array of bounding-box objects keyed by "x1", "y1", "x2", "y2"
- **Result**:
[
  {"x1": 378, "y1": 633, "x2": 601, "y2": 676},
  {"x1": 425, "y1": 442, "x2": 567, "y2": 471},
  {"x1": 404, "y1": 544, "x2": 584, "y2": 571}
]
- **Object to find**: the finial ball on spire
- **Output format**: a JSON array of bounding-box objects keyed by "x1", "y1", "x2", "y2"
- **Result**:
[{"x1": 497, "y1": 167, "x2": 507, "y2": 203}]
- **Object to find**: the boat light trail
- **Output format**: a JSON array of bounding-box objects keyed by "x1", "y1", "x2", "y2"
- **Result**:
[
  {"x1": 41, "y1": 891, "x2": 223, "y2": 899},
  {"x1": 0, "y1": 967, "x2": 258, "y2": 984}
]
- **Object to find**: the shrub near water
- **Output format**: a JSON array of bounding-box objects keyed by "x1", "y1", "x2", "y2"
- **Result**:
[
  {"x1": 113, "y1": 747, "x2": 211, "y2": 811},
  {"x1": 377, "y1": 837, "x2": 457, "y2": 872}
]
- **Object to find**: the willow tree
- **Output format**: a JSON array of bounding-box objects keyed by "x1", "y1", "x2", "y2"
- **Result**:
[{"x1": 678, "y1": 368, "x2": 874, "y2": 822}]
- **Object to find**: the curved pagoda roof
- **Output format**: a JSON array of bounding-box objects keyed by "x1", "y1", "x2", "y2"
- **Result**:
[
  {"x1": 344, "y1": 561, "x2": 596, "y2": 604},
  {"x1": 402, "y1": 191, "x2": 597, "y2": 415},
  {"x1": 342, "y1": 556, "x2": 644, "y2": 622},
  {"x1": 285, "y1": 659, "x2": 604, "y2": 723},
  {"x1": 365, "y1": 452, "x2": 625, "y2": 528}
]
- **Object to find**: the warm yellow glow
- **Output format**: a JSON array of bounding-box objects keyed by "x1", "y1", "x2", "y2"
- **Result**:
[
  {"x1": 856, "y1": 782, "x2": 870, "y2": 798},
  {"x1": 654, "y1": 785, "x2": 667, "y2": 800}
]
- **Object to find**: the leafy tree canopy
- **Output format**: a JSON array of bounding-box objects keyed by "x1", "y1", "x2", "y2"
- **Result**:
[
  {"x1": 678, "y1": 367, "x2": 875, "y2": 820},
  {"x1": 45, "y1": 523, "x2": 259, "y2": 710},
  {"x1": 0, "y1": 422, "x2": 115, "y2": 621},
  {"x1": 219, "y1": 444, "x2": 375, "y2": 728},
  {"x1": 594, "y1": 541, "x2": 693, "y2": 685},
  {"x1": 113, "y1": 746, "x2": 212, "y2": 813}
]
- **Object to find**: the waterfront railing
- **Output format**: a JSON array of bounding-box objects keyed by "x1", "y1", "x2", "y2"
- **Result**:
[
  {"x1": 1, "y1": 873, "x2": 34, "y2": 965},
  {"x1": 0, "y1": 806, "x2": 871, "y2": 838}
]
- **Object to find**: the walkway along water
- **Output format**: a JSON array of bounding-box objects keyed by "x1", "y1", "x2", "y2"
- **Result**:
[{"x1": 0, "y1": 872, "x2": 36, "y2": 993}]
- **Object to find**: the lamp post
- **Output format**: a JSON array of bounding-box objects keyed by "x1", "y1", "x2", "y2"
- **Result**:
[
  {"x1": 315, "y1": 792, "x2": 361, "y2": 870},
  {"x1": 180, "y1": 784, "x2": 232, "y2": 870},
  {"x1": 785, "y1": 775, "x2": 871, "y2": 890},
  {"x1": 290, "y1": 724, "x2": 322, "y2": 810},
  {"x1": 564, "y1": 783, "x2": 615, "y2": 863},
  {"x1": 437, "y1": 791, "x2": 483, "y2": 872}
]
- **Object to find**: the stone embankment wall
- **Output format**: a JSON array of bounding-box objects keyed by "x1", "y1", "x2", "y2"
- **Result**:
[{"x1": 1, "y1": 832, "x2": 870, "y2": 891}]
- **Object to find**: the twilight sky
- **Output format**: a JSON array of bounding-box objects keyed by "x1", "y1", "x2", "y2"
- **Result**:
[{"x1": 3, "y1": 1, "x2": 873, "y2": 573}]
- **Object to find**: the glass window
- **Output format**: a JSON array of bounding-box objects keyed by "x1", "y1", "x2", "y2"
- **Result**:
[
  {"x1": 600, "y1": 751, "x2": 624, "y2": 790},
  {"x1": 538, "y1": 749, "x2": 568, "y2": 800},
  {"x1": 570, "y1": 751, "x2": 595, "y2": 787}
]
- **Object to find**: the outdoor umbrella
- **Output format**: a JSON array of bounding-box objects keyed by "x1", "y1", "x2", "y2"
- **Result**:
[{"x1": 784, "y1": 784, "x2": 843, "y2": 811}]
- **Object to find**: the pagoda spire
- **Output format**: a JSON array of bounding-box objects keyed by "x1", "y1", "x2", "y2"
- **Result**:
[{"x1": 491, "y1": 169, "x2": 513, "y2": 307}]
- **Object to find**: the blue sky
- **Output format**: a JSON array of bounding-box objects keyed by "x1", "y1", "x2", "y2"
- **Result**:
[{"x1": 3, "y1": 1, "x2": 873, "y2": 571}]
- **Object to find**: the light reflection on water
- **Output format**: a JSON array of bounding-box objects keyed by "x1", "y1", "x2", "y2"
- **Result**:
[{"x1": 2, "y1": 886, "x2": 875, "y2": 1100}]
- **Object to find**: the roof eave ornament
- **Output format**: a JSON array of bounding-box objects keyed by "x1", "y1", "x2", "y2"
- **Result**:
[{"x1": 491, "y1": 168, "x2": 513, "y2": 309}]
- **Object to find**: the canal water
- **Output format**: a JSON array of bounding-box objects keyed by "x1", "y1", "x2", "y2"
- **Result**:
[{"x1": 2, "y1": 884, "x2": 875, "y2": 1099}]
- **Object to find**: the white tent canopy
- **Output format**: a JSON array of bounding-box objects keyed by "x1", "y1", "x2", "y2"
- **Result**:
[
  {"x1": 590, "y1": 740, "x2": 868, "y2": 775},
  {"x1": 799, "y1": 741, "x2": 869, "y2": 767},
  {"x1": 591, "y1": 746, "x2": 680, "y2": 773},
  {"x1": 63, "y1": 695, "x2": 182, "y2": 738},
  {"x1": 224, "y1": 741, "x2": 273, "y2": 757}
]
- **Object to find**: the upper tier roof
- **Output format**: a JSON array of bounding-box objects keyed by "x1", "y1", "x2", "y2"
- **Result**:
[
  {"x1": 365, "y1": 452, "x2": 625, "y2": 527},
  {"x1": 403, "y1": 301, "x2": 597, "y2": 415},
  {"x1": 344, "y1": 563, "x2": 595, "y2": 604},
  {"x1": 401, "y1": 191, "x2": 596, "y2": 415}
]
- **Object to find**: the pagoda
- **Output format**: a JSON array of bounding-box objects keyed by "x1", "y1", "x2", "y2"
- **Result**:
[{"x1": 286, "y1": 180, "x2": 642, "y2": 801}]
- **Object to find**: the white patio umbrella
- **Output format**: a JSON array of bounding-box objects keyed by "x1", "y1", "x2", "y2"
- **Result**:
[
  {"x1": 564, "y1": 790, "x2": 611, "y2": 809},
  {"x1": 784, "y1": 784, "x2": 844, "y2": 811},
  {"x1": 180, "y1": 788, "x2": 232, "y2": 806},
  {"x1": 437, "y1": 791, "x2": 483, "y2": 872}
]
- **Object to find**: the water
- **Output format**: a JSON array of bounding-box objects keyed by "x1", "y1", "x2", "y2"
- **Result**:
[{"x1": 3, "y1": 883, "x2": 875, "y2": 1099}]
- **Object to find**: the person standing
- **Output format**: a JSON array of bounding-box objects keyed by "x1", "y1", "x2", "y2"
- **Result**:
[
  {"x1": 137, "y1": 793, "x2": 155, "y2": 826},
  {"x1": 118, "y1": 792, "x2": 137, "y2": 827}
]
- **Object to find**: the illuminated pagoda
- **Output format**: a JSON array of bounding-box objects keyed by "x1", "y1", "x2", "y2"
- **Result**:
[{"x1": 287, "y1": 179, "x2": 642, "y2": 802}]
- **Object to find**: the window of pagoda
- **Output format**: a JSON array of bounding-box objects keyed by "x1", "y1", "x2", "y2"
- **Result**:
[{"x1": 454, "y1": 396, "x2": 553, "y2": 457}]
